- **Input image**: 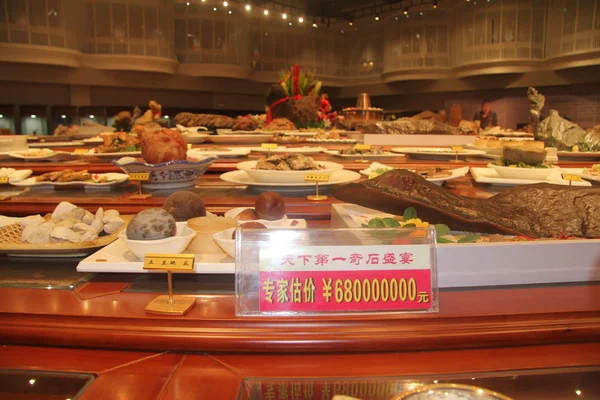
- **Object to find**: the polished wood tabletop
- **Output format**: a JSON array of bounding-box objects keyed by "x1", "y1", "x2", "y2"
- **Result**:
[{"x1": 1, "y1": 343, "x2": 599, "y2": 399}]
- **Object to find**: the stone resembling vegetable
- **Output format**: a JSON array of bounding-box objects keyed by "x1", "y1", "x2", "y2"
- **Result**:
[
  {"x1": 237, "y1": 208, "x2": 260, "y2": 221},
  {"x1": 232, "y1": 222, "x2": 267, "y2": 239},
  {"x1": 163, "y1": 191, "x2": 206, "y2": 222},
  {"x1": 126, "y1": 208, "x2": 176, "y2": 240},
  {"x1": 255, "y1": 192, "x2": 285, "y2": 221}
]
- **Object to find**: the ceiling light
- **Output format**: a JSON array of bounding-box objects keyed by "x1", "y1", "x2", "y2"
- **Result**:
[
  {"x1": 245, "y1": 4, "x2": 251, "y2": 11},
  {"x1": 201, "y1": 0, "x2": 206, "y2": 2},
  {"x1": 30, "y1": 115, "x2": 37, "y2": 119},
  {"x1": 228, "y1": 10, "x2": 232, "y2": 14},
  {"x1": 419, "y1": 11, "x2": 423, "y2": 15},
  {"x1": 29, "y1": 379, "x2": 36, "y2": 385},
  {"x1": 164, "y1": 115, "x2": 170, "y2": 119},
  {"x1": 263, "y1": 9, "x2": 269, "y2": 15},
  {"x1": 433, "y1": 0, "x2": 438, "y2": 8},
  {"x1": 213, "y1": 7, "x2": 217, "y2": 11},
  {"x1": 375, "y1": 13, "x2": 380, "y2": 21},
  {"x1": 282, "y1": 13, "x2": 287, "y2": 19},
  {"x1": 348, "y1": 19, "x2": 353, "y2": 26},
  {"x1": 222, "y1": 1, "x2": 228, "y2": 6},
  {"x1": 298, "y1": 16, "x2": 303, "y2": 23},
  {"x1": 89, "y1": 114, "x2": 95, "y2": 118},
  {"x1": 312, "y1": 20, "x2": 318, "y2": 28},
  {"x1": 404, "y1": 6, "x2": 409, "y2": 15},
  {"x1": 0, "y1": 114, "x2": 4, "y2": 118},
  {"x1": 186, "y1": 1, "x2": 190, "y2": 5},
  {"x1": 288, "y1": 21, "x2": 292, "y2": 26}
]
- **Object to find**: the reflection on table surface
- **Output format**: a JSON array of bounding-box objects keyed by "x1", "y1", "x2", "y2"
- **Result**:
[
  {"x1": 0, "y1": 369, "x2": 94, "y2": 399},
  {"x1": 238, "y1": 367, "x2": 600, "y2": 400}
]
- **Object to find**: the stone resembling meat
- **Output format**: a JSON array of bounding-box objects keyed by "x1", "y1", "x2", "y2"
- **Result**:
[{"x1": 333, "y1": 170, "x2": 600, "y2": 238}]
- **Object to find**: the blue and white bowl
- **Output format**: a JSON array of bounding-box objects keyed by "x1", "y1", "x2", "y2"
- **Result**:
[{"x1": 113, "y1": 156, "x2": 217, "y2": 189}]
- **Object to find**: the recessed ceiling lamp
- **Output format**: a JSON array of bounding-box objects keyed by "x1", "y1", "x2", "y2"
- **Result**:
[
  {"x1": 404, "y1": 6, "x2": 409, "y2": 15},
  {"x1": 298, "y1": 16, "x2": 304, "y2": 23},
  {"x1": 222, "y1": 1, "x2": 228, "y2": 6},
  {"x1": 282, "y1": 13, "x2": 287, "y2": 19},
  {"x1": 348, "y1": 18, "x2": 353, "y2": 26},
  {"x1": 263, "y1": 9, "x2": 269, "y2": 15},
  {"x1": 245, "y1": 4, "x2": 251, "y2": 11},
  {"x1": 433, "y1": 0, "x2": 438, "y2": 8},
  {"x1": 374, "y1": 13, "x2": 380, "y2": 21},
  {"x1": 312, "y1": 19, "x2": 318, "y2": 28}
]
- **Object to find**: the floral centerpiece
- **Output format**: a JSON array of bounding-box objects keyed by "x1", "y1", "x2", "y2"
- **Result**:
[{"x1": 266, "y1": 64, "x2": 338, "y2": 129}]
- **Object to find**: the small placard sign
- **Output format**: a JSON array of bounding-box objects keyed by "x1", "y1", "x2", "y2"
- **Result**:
[
  {"x1": 235, "y1": 227, "x2": 438, "y2": 316},
  {"x1": 261, "y1": 143, "x2": 278, "y2": 149},
  {"x1": 304, "y1": 173, "x2": 330, "y2": 182},
  {"x1": 561, "y1": 173, "x2": 583, "y2": 182},
  {"x1": 355, "y1": 144, "x2": 371, "y2": 151},
  {"x1": 73, "y1": 149, "x2": 90, "y2": 155},
  {"x1": 143, "y1": 253, "x2": 195, "y2": 270},
  {"x1": 451, "y1": 146, "x2": 464, "y2": 152},
  {"x1": 0, "y1": 177, "x2": 8, "y2": 184},
  {"x1": 128, "y1": 172, "x2": 150, "y2": 181}
]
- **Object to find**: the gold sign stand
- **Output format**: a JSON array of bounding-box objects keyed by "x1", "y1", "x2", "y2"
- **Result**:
[
  {"x1": 355, "y1": 144, "x2": 371, "y2": 163},
  {"x1": 305, "y1": 173, "x2": 329, "y2": 201},
  {"x1": 450, "y1": 146, "x2": 464, "y2": 163},
  {"x1": 129, "y1": 172, "x2": 152, "y2": 199},
  {"x1": 0, "y1": 176, "x2": 10, "y2": 200},
  {"x1": 144, "y1": 253, "x2": 196, "y2": 315},
  {"x1": 562, "y1": 173, "x2": 582, "y2": 186},
  {"x1": 261, "y1": 142, "x2": 278, "y2": 158}
]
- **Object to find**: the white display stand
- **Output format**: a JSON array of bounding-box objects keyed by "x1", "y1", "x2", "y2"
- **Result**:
[{"x1": 331, "y1": 203, "x2": 600, "y2": 289}]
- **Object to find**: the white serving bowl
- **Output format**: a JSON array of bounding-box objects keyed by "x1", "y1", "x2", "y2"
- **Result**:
[
  {"x1": 119, "y1": 222, "x2": 197, "y2": 261},
  {"x1": 213, "y1": 220, "x2": 307, "y2": 259},
  {"x1": 487, "y1": 162, "x2": 555, "y2": 180},
  {"x1": 236, "y1": 160, "x2": 343, "y2": 183},
  {"x1": 113, "y1": 155, "x2": 217, "y2": 188},
  {"x1": 213, "y1": 227, "x2": 237, "y2": 258}
]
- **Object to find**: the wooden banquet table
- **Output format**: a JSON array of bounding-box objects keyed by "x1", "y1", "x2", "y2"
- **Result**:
[{"x1": 0, "y1": 142, "x2": 598, "y2": 399}]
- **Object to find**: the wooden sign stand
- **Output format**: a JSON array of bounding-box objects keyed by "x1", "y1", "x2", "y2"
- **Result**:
[
  {"x1": 129, "y1": 172, "x2": 152, "y2": 200},
  {"x1": 144, "y1": 254, "x2": 196, "y2": 315},
  {"x1": 305, "y1": 173, "x2": 328, "y2": 201}
]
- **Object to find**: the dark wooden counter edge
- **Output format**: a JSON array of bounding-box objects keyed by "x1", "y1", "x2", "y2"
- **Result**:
[{"x1": 0, "y1": 302, "x2": 598, "y2": 353}]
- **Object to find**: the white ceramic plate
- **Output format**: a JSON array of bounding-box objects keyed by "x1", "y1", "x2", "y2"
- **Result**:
[
  {"x1": 390, "y1": 147, "x2": 486, "y2": 159},
  {"x1": 187, "y1": 147, "x2": 251, "y2": 158},
  {"x1": 83, "y1": 137, "x2": 104, "y2": 144},
  {"x1": 182, "y1": 133, "x2": 209, "y2": 144},
  {"x1": 8, "y1": 149, "x2": 79, "y2": 161},
  {"x1": 557, "y1": 151, "x2": 600, "y2": 160},
  {"x1": 220, "y1": 169, "x2": 361, "y2": 193},
  {"x1": 250, "y1": 146, "x2": 326, "y2": 155},
  {"x1": 280, "y1": 130, "x2": 319, "y2": 137},
  {"x1": 77, "y1": 236, "x2": 234, "y2": 273},
  {"x1": 29, "y1": 141, "x2": 85, "y2": 148},
  {"x1": 487, "y1": 162, "x2": 555, "y2": 180},
  {"x1": 236, "y1": 160, "x2": 343, "y2": 183},
  {"x1": 471, "y1": 167, "x2": 591, "y2": 186},
  {"x1": 306, "y1": 138, "x2": 357, "y2": 143},
  {"x1": 323, "y1": 150, "x2": 399, "y2": 158},
  {"x1": 10, "y1": 173, "x2": 129, "y2": 189},
  {"x1": 208, "y1": 134, "x2": 273, "y2": 144},
  {"x1": 359, "y1": 164, "x2": 470, "y2": 186}
]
